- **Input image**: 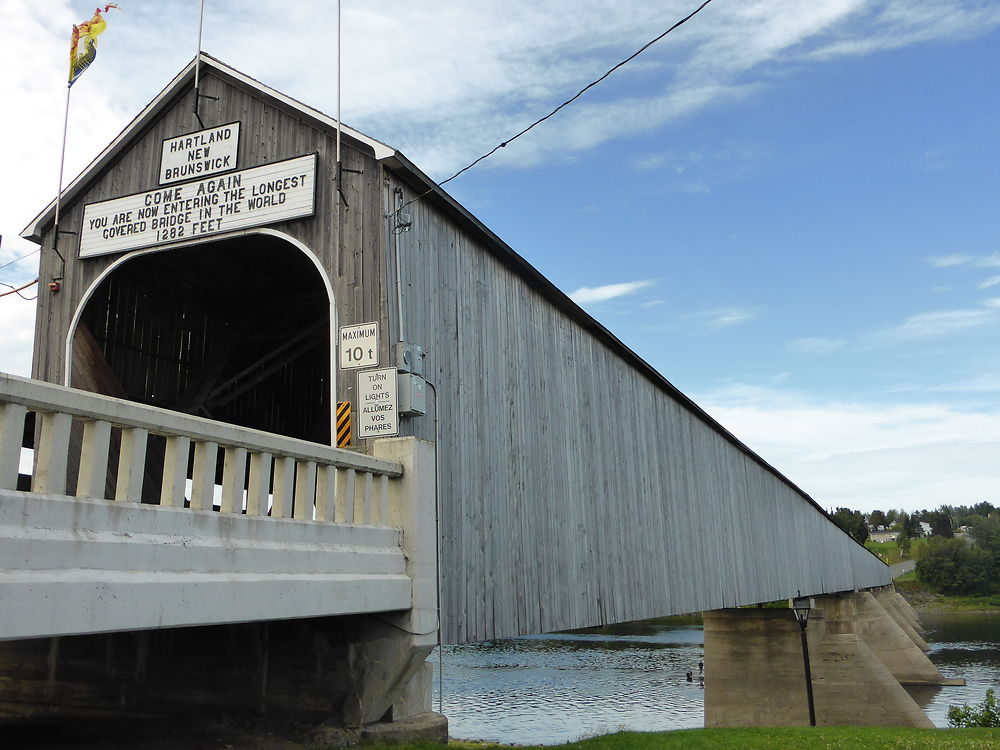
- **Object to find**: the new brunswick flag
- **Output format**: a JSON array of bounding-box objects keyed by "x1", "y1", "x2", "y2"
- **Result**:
[{"x1": 69, "y1": 4, "x2": 120, "y2": 87}]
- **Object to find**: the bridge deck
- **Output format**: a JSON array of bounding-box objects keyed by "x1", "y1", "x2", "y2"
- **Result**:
[{"x1": 0, "y1": 373, "x2": 413, "y2": 641}]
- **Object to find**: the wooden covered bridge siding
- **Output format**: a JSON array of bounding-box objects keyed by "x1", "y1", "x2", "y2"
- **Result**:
[
  {"x1": 386, "y1": 170, "x2": 891, "y2": 644},
  {"x1": 23, "y1": 55, "x2": 891, "y2": 648},
  {"x1": 31, "y1": 67, "x2": 390, "y2": 421}
]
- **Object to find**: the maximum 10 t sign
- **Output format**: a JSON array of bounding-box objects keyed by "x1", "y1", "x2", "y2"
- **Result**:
[{"x1": 339, "y1": 322, "x2": 379, "y2": 370}]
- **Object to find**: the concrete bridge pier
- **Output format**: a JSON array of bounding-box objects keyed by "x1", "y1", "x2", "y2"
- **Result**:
[{"x1": 704, "y1": 591, "x2": 941, "y2": 728}]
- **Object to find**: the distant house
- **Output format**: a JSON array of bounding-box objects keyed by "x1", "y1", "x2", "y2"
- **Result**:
[
  {"x1": 919, "y1": 522, "x2": 932, "y2": 537},
  {"x1": 869, "y1": 530, "x2": 898, "y2": 543}
]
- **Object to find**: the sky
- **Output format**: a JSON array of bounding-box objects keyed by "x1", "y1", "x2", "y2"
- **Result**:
[{"x1": 1, "y1": 0, "x2": 998, "y2": 514}]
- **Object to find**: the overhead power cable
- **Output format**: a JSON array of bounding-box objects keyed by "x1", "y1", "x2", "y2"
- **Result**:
[
  {"x1": 0, "y1": 279, "x2": 39, "y2": 300},
  {"x1": 0, "y1": 248, "x2": 40, "y2": 271},
  {"x1": 397, "y1": 0, "x2": 715, "y2": 214}
]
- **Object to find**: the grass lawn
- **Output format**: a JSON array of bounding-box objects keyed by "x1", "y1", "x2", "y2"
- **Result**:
[{"x1": 382, "y1": 727, "x2": 999, "y2": 750}]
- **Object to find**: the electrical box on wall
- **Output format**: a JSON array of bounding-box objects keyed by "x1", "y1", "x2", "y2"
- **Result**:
[
  {"x1": 395, "y1": 343, "x2": 425, "y2": 376},
  {"x1": 398, "y1": 373, "x2": 427, "y2": 416}
]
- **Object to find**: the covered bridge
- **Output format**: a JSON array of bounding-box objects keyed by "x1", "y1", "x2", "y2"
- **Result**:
[{"x1": 19, "y1": 54, "x2": 889, "y2": 651}]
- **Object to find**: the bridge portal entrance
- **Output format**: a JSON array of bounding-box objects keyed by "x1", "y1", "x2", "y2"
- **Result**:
[{"x1": 71, "y1": 233, "x2": 333, "y2": 444}]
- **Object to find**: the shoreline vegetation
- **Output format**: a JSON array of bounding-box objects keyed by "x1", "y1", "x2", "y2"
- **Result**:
[{"x1": 440, "y1": 727, "x2": 1000, "y2": 750}]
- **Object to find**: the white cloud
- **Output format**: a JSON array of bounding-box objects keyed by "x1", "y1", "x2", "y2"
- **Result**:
[
  {"x1": 928, "y1": 254, "x2": 974, "y2": 267},
  {"x1": 696, "y1": 383, "x2": 1000, "y2": 512},
  {"x1": 928, "y1": 253, "x2": 1000, "y2": 270},
  {"x1": 569, "y1": 279, "x2": 655, "y2": 305},
  {"x1": 978, "y1": 276, "x2": 1000, "y2": 289},
  {"x1": 0, "y1": 294, "x2": 36, "y2": 377},
  {"x1": 789, "y1": 337, "x2": 846, "y2": 354},
  {"x1": 688, "y1": 307, "x2": 755, "y2": 328},
  {"x1": 876, "y1": 305, "x2": 997, "y2": 341}
]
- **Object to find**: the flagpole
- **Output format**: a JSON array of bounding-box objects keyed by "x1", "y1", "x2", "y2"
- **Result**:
[
  {"x1": 336, "y1": 0, "x2": 342, "y2": 203},
  {"x1": 51, "y1": 83, "x2": 72, "y2": 274},
  {"x1": 193, "y1": 0, "x2": 206, "y2": 125}
]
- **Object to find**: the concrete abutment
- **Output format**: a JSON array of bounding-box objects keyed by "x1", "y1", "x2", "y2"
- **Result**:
[{"x1": 704, "y1": 589, "x2": 958, "y2": 728}]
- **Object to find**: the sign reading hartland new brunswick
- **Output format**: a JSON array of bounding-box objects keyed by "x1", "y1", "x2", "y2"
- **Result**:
[
  {"x1": 79, "y1": 153, "x2": 317, "y2": 259},
  {"x1": 160, "y1": 122, "x2": 240, "y2": 185}
]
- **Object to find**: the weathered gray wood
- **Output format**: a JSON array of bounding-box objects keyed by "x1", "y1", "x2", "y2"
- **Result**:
[{"x1": 22, "y1": 58, "x2": 890, "y2": 647}]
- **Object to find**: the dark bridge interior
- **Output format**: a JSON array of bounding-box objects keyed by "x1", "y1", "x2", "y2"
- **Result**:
[{"x1": 74, "y1": 234, "x2": 331, "y2": 444}]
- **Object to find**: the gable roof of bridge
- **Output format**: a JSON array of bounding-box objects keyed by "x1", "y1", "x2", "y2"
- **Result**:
[{"x1": 21, "y1": 54, "x2": 871, "y2": 554}]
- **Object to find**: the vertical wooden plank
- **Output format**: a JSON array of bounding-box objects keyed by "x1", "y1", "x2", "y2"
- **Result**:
[
  {"x1": 271, "y1": 455, "x2": 294, "y2": 518},
  {"x1": 336, "y1": 468, "x2": 356, "y2": 524},
  {"x1": 247, "y1": 452, "x2": 272, "y2": 516},
  {"x1": 76, "y1": 419, "x2": 112, "y2": 499},
  {"x1": 293, "y1": 460, "x2": 317, "y2": 520},
  {"x1": 160, "y1": 435, "x2": 190, "y2": 508},
  {"x1": 220, "y1": 447, "x2": 248, "y2": 513},
  {"x1": 115, "y1": 427, "x2": 148, "y2": 502},
  {"x1": 315, "y1": 464, "x2": 335, "y2": 522},
  {"x1": 190, "y1": 441, "x2": 218, "y2": 511},
  {"x1": 362, "y1": 471, "x2": 373, "y2": 524},
  {"x1": 377, "y1": 473, "x2": 388, "y2": 526},
  {"x1": 0, "y1": 403, "x2": 27, "y2": 490},
  {"x1": 33, "y1": 411, "x2": 72, "y2": 495}
]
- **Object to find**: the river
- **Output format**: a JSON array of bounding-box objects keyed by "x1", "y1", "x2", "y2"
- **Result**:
[{"x1": 433, "y1": 612, "x2": 999, "y2": 744}]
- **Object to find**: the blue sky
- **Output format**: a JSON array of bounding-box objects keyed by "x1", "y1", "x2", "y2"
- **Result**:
[{"x1": 1, "y1": 1, "x2": 998, "y2": 512}]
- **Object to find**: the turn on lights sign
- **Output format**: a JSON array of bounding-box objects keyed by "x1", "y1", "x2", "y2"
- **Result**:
[{"x1": 79, "y1": 153, "x2": 317, "y2": 258}]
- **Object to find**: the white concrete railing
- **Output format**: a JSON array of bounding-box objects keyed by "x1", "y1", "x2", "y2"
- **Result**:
[{"x1": 0, "y1": 372, "x2": 403, "y2": 525}]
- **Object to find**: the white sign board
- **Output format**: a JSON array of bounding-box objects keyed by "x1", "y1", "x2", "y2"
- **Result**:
[
  {"x1": 339, "y1": 322, "x2": 379, "y2": 369},
  {"x1": 357, "y1": 368, "x2": 399, "y2": 439},
  {"x1": 160, "y1": 122, "x2": 240, "y2": 184},
  {"x1": 79, "y1": 153, "x2": 317, "y2": 259}
]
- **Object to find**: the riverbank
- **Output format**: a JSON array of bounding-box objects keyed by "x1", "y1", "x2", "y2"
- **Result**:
[
  {"x1": 10, "y1": 721, "x2": 995, "y2": 749},
  {"x1": 442, "y1": 727, "x2": 999, "y2": 749},
  {"x1": 895, "y1": 574, "x2": 1000, "y2": 613}
]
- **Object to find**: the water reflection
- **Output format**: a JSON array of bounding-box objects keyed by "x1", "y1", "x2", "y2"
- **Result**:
[
  {"x1": 435, "y1": 612, "x2": 999, "y2": 743},
  {"x1": 908, "y1": 612, "x2": 1000, "y2": 727},
  {"x1": 435, "y1": 626, "x2": 705, "y2": 745}
]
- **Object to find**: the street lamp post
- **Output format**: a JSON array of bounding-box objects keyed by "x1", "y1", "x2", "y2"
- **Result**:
[{"x1": 790, "y1": 593, "x2": 817, "y2": 727}]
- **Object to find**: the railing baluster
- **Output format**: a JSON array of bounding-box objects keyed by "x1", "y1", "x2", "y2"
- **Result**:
[
  {"x1": 220, "y1": 447, "x2": 248, "y2": 513},
  {"x1": 247, "y1": 452, "x2": 272, "y2": 516},
  {"x1": 337, "y1": 468, "x2": 356, "y2": 523},
  {"x1": 378, "y1": 473, "x2": 389, "y2": 527},
  {"x1": 0, "y1": 402, "x2": 27, "y2": 490},
  {"x1": 294, "y1": 460, "x2": 317, "y2": 520},
  {"x1": 115, "y1": 427, "x2": 148, "y2": 502},
  {"x1": 160, "y1": 435, "x2": 190, "y2": 508},
  {"x1": 190, "y1": 441, "x2": 218, "y2": 511},
  {"x1": 315, "y1": 464, "x2": 335, "y2": 522},
  {"x1": 362, "y1": 471, "x2": 374, "y2": 524},
  {"x1": 271, "y1": 456, "x2": 294, "y2": 518},
  {"x1": 33, "y1": 411, "x2": 72, "y2": 495},
  {"x1": 77, "y1": 419, "x2": 112, "y2": 499}
]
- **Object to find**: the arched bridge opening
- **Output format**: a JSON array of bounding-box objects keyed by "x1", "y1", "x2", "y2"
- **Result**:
[{"x1": 72, "y1": 233, "x2": 332, "y2": 444}]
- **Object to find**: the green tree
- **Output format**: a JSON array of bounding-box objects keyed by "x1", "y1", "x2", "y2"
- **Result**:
[
  {"x1": 929, "y1": 511, "x2": 954, "y2": 538},
  {"x1": 916, "y1": 536, "x2": 997, "y2": 595},
  {"x1": 896, "y1": 531, "x2": 911, "y2": 556},
  {"x1": 948, "y1": 688, "x2": 1000, "y2": 727},
  {"x1": 832, "y1": 507, "x2": 869, "y2": 544},
  {"x1": 868, "y1": 509, "x2": 886, "y2": 528}
]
